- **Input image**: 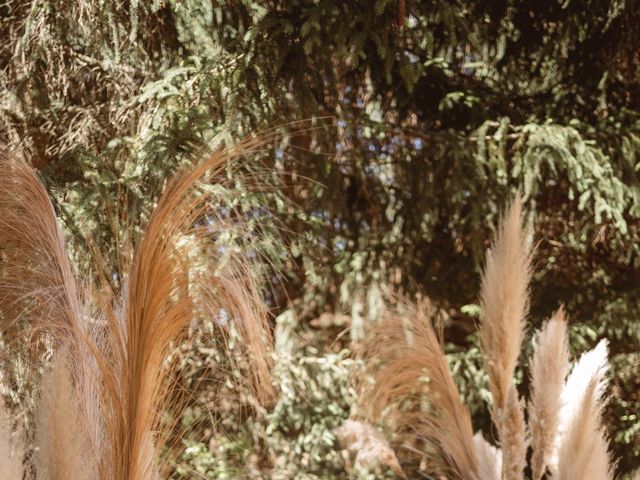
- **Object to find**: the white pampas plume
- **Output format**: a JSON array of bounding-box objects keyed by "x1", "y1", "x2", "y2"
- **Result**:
[
  {"x1": 552, "y1": 376, "x2": 614, "y2": 480},
  {"x1": 529, "y1": 308, "x2": 570, "y2": 480},
  {"x1": 549, "y1": 339, "x2": 610, "y2": 473},
  {"x1": 473, "y1": 433, "x2": 501, "y2": 480}
]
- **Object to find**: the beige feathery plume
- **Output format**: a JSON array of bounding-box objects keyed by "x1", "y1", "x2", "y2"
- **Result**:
[
  {"x1": 0, "y1": 150, "x2": 102, "y2": 466},
  {"x1": 35, "y1": 353, "x2": 94, "y2": 480},
  {"x1": 529, "y1": 308, "x2": 570, "y2": 480},
  {"x1": 0, "y1": 399, "x2": 23, "y2": 479},
  {"x1": 552, "y1": 376, "x2": 614, "y2": 480},
  {"x1": 498, "y1": 385, "x2": 528, "y2": 480},
  {"x1": 360, "y1": 302, "x2": 479, "y2": 480},
  {"x1": 479, "y1": 194, "x2": 531, "y2": 480},
  {"x1": 479, "y1": 194, "x2": 531, "y2": 409},
  {"x1": 473, "y1": 433, "x2": 501, "y2": 480},
  {"x1": 1, "y1": 139, "x2": 276, "y2": 479}
]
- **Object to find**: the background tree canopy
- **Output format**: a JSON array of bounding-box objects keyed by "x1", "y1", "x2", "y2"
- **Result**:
[{"x1": 1, "y1": 0, "x2": 639, "y2": 477}]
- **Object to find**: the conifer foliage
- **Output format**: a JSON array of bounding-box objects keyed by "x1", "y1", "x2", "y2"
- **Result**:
[{"x1": 1, "y1": 0, "x2": 639, "y2": 477}]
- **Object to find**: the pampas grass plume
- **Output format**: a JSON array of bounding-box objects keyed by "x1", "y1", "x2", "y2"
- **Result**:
[
  {"x1": 549, "y1": 339, "x2": 610, "y2": 473},
  {"x1": 35, "y1": 354, "x2": 94, "y2": 480},
  {"x1": 529, "y1": 308, "x2": 570, "y2": 480},
  {"x1": 479, "y1": 194, "x2": 531, "y2": 480},
  {"x1": 0, "y1": 399, "x2": 23, "y2": 479},
  {"x1": 0, "y1": 138, "x2": 276, "y2": 480},
  {"x1": 553, "y1": 377, "x2": 614, "y2": 480},
  {"x1": 479, "y1": 194, "x2": 531, "y2": 410},
  {"x1": 473, "y1": 432, "x2": 501, "y2": 480},
  {"x1": 360, "y1": 302, "x2": 479, "y2": 479}
]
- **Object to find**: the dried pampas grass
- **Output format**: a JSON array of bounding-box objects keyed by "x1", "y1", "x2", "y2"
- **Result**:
[
  {"x1": 479, "y1": 195, "x2": 530, "y2": 480},
  {"x1": 529, "y1": 309, "x2": 570, "y2": 480},
  {"x1": 0, "y1": 149, "x2": 84, "y2": 346},
  {"x1": 0, "y1": 137, "x2": 276, "y2": 479},
  {"x1": 473, "y1": 432, "x2": 501, "y2": 480},
  {"x1": 333, "y1": 419, "x2": 405, "y2": 478},
  {"x1": 549, "y1": 340, "x2": 613, "y2": 479},
  {"x1": 553, "y1": 376, "x2": 614, "y2": 480},
  {"x1": 354, "y1": 194, "x2": 622, "y2": 480},
  {"x1": 35, "y1": 354, "x2": 94, "y2": 480},
  {"x1": 0, "y1": 399, "x2": 23, "y2": 480},
  {"x1": 479, "y1": 194, "x2": 531, "y2": 412},
  {"x1": 0, "y1": 149, "x2": 104, "y2": 472},
  {"x1": 358, "y1": 301, "x2": 479, "y2": 480},
  {"x1": 95, "y1": 138, "x2": 274, "y2": 480}
]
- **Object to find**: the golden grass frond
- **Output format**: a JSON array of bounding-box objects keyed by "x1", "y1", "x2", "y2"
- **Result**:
[
  {"x1": 95, "y1": 139, "x2": 275, "y2": 479},
  {"x1": 1, "y1": 139, "x2": 275, "y2": 479},
  {"x1": 0, "y1": 149, "x2": 83, "y2": 346},
  {"x1": 0, "y1": 149, "x2": 102, "y2": 466},
  {"x1": 0, "y1": 399, "x2": 24, "y2": 479},
  {"x1": 529, "y1": 308, "x2": 570, "y2": 480},
  {"x1": 359, "y1": 301, "x2": 479, "y2": 480}
]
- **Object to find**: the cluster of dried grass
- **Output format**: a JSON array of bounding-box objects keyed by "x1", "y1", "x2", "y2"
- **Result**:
[
  {"x1": 356, "y1": 196, "x2": 634, "y2": 479},
  {"x1": 0, "y1": 140, "x2": 274, "y2": 479},
  {"x1": 1, "y1": 140, "x2": 636, "y2": 479}
]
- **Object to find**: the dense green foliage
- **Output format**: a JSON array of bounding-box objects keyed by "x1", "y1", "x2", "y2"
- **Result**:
[{"x1": 1, "y1": 0, "x2": 639, "y2": 477}]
